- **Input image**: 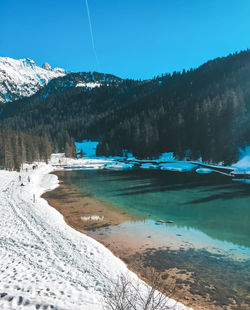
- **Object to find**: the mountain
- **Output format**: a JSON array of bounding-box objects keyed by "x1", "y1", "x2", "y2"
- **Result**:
[
  {"x1": 97, "y1": 50, "x2": 250, "y2": 163},
  {"x1": 1, "y1": 50, "x2": 250, "y2": 168},
  {"x1": 32, "y1": 71, "x2": 126, "y2": 100},
  {"x1": 0, "y1": 57, "x2": 66, "y2": 104}
]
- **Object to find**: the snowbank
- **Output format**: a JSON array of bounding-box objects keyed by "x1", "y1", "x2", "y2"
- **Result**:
[
  {"x1": 105, "y1": 162, "x2": 134, "y2": 170},
  {"x1": 159, "y1": 162, "x2": 197, "y2": 172},
  {"x1": 141, "y1": 163, "x2": 158, "y2": 170},
  {"x1": 71, "y1": 141, "x2": 250, "y2": 174},
  {"x1": 0, "y1": 163, "x2": 191, "y2": 310},
  {"x1": 233, "y1": 146, "x2": 250, "y2": 170},
  {"x1": 196, "y1": 168, "x2": 213, "y2": 174},
  {"x1": 50, "y1": 153, "x2": 111, "y2": 170}
]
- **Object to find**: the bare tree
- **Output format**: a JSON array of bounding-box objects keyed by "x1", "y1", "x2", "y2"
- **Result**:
[{"x1": 103, "y1": 269, "x2": 177, "y2": 310}]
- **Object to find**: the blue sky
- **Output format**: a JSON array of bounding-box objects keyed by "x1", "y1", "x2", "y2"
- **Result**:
[{"x1": 1, "y1": 0, "x2": 250, "y2": 79}]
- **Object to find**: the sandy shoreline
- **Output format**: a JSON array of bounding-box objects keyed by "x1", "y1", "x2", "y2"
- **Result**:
[
  {"x1": 43, "y1": 170, "x2": 245, "y2": 310},
  {"x1": 42, "y1": 172, "x2": 139, "y2": 233}
]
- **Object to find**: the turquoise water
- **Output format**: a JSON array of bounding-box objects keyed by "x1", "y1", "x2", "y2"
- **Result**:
[
  {"x1": 60, "y1": 169, "x2": 250, "y2": 307},
  {"x1": 62, "y1": 169, "x2": 250, "y2": 255}
]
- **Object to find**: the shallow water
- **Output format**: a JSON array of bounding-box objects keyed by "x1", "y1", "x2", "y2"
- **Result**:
[
  {"x1": 61, "y1": 169, "x2": 250, "y2": 308},
  {"x1": 63, "y1": 170, "x2": 250, "y2": 255}
]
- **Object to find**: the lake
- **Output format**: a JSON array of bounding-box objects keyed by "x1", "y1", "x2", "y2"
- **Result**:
[{"x1": 55, "y1": 169, "x2": 250, "y2": 309}]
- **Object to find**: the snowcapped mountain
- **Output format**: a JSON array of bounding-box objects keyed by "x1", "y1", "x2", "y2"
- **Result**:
[
  {"x1": 16, "y1": 70, "x2": 125, "y2": 103},
  {"x1": 0, "y1": 57, "x2": 66, "y2": 104}
]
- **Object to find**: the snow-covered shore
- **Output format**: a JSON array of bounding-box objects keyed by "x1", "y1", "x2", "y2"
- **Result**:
[
  {"x1": 0, "y1": 163, "x2": 191, "y2": 310},
  {"x1": 71, "y1": 140, "x2": 250, "y2": 175}
]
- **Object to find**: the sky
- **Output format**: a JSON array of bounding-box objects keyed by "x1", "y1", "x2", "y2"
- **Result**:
[{"x1": 1, "y1": 0, "x2": 250, "y2": 79}]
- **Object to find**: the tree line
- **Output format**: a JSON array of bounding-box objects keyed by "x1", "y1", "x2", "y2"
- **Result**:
[
  {"x1": 97, "y1": 50, "x2": 250, "y2": 164},
  {"x1": 1, "y1": 50, "x2": 250, "y2": 168},
  {"x1": 0, "y1": 129, "x2": 76, "y2": 171}
]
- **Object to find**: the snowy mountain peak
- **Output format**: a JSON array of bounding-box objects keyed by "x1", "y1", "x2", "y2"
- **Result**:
[
  {"x1": 0, "y1": 57, "x2": 66, "y2": 104},
  {"x1": 42, "y1": 62, "x2": 52, "y2": 71},
  {"x1": 54, "y1": 67, "x2": 66, "y2": 74}
]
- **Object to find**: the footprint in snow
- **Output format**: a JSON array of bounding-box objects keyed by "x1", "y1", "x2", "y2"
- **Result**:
[{"x1": 17, "y1": 295, "x2": 23, "y2": 305}]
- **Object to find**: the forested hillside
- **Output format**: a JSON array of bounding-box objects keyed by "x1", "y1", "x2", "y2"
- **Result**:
[
  {"x1": 98, "y1": 50, "x2": 250, "y2": 163},
  {"x1": 0, "y1": 71, "x2": 152, "y2": 169},
  {"x1": 1, "y1": 50, "x2": 250, "y2": 169}
]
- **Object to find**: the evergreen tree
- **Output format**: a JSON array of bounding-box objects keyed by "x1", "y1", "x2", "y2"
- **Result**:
[
  {"x1": 4, "y1": 136, "x2": 14, "y2": 170},
  {"x1": 65, "y1": 142, "x2": 72, "y2": 158}
]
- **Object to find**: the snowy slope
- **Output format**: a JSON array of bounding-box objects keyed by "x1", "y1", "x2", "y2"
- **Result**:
[
  {"x1": 76, "y1": 82, "x2": 101, "y2": 88},
  {"x1": 0, "y1": 164, "x2": 191, "y2": 310},
  {"x1": 0, "y1": 57, "x2": 66, "y2": 103}
]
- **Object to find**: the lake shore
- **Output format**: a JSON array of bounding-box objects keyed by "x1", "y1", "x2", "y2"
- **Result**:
[
  {"x1": 43, "y1": 170, "x2": 249, "y2": 310},
  {"x1": 42, "y1": 174, "x2": 137, "y2": 233},
  {"x1": 1, "y1": 164, "x2": 150, "y2": 310}
]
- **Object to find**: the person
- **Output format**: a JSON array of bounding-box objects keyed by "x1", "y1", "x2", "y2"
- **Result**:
[
  {"x1": 19, "y1": 175, "x2": 21, "y2": 182},
  {"x1": 25, "y1": 168, "x2": 28, "y2": 172},
  {"x1": 28, "y1": 176, "x2": 31, "y2": 183},
  {"x1": 33, "y1": 194, "x2": 35, "y2": 203}
]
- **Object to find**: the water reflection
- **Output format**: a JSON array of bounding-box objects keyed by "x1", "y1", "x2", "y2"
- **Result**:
[
  {"x1": 60, "y1": 169, "x2": 250, "y2": 250},
  {"x1": 57, "y1": 169, "x2": 250, "y2": 308}
]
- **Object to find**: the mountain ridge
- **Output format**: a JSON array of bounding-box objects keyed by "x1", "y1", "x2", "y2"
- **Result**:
[
  {"x1": 1, "y1": 50, "x2": 250, "y2": 165},
  {"x1": 0, "y1": 57, "x2": 66, "y2": 104}
]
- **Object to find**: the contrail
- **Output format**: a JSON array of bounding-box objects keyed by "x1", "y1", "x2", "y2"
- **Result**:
[{"x1": 85, "y1": 0, "x2": 100, "y2": 69}]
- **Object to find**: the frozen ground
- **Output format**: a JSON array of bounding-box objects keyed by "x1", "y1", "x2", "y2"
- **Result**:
[{"x1": 0, "y1": 163, "x2": 191, "y2": 310}]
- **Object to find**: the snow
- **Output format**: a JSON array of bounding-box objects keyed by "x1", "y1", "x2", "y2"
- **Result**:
[
  {"x1": 105, "y1": 162, "x2": 134, "y2": 170},
  {"x1": 140, "y1": 163, "x2": 158, "y2": 169},
  {"x1": 51, "y1": 153, "x2": 112, "y2": 170},
  {"x1": 0, "y1": 162, "x2": 191, "y2": 310},
  {"x1": 54, "y1": 142, "x2": 250, "y2": 179},
  {"x1": 196, "y1": 168, "x2": 213, "y2": 174},
  {"x1": 76, "y1": 82, "x2": 101, "y2": 88},
  {"x1": 159, "y1": 162, "x2": 197, "y2": 172},
  {"x1": 55, "y1": 141, "x2": 250, "y2": 176},
  {"x1": 54, "y1": 68, "x2": 66, "y2": 74},
  {"x1": 53, "y1": 143, "x2": 199, "y2": 172},
  {"x1": 81, "y1": 216, "x2": 104, "y2": 221},
  {"x1": 233, "y1": 146, "x2": 250, "y2": 170},
  {"x1": 0, "y1": 57, "x2": 65, "y2": 103}
]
